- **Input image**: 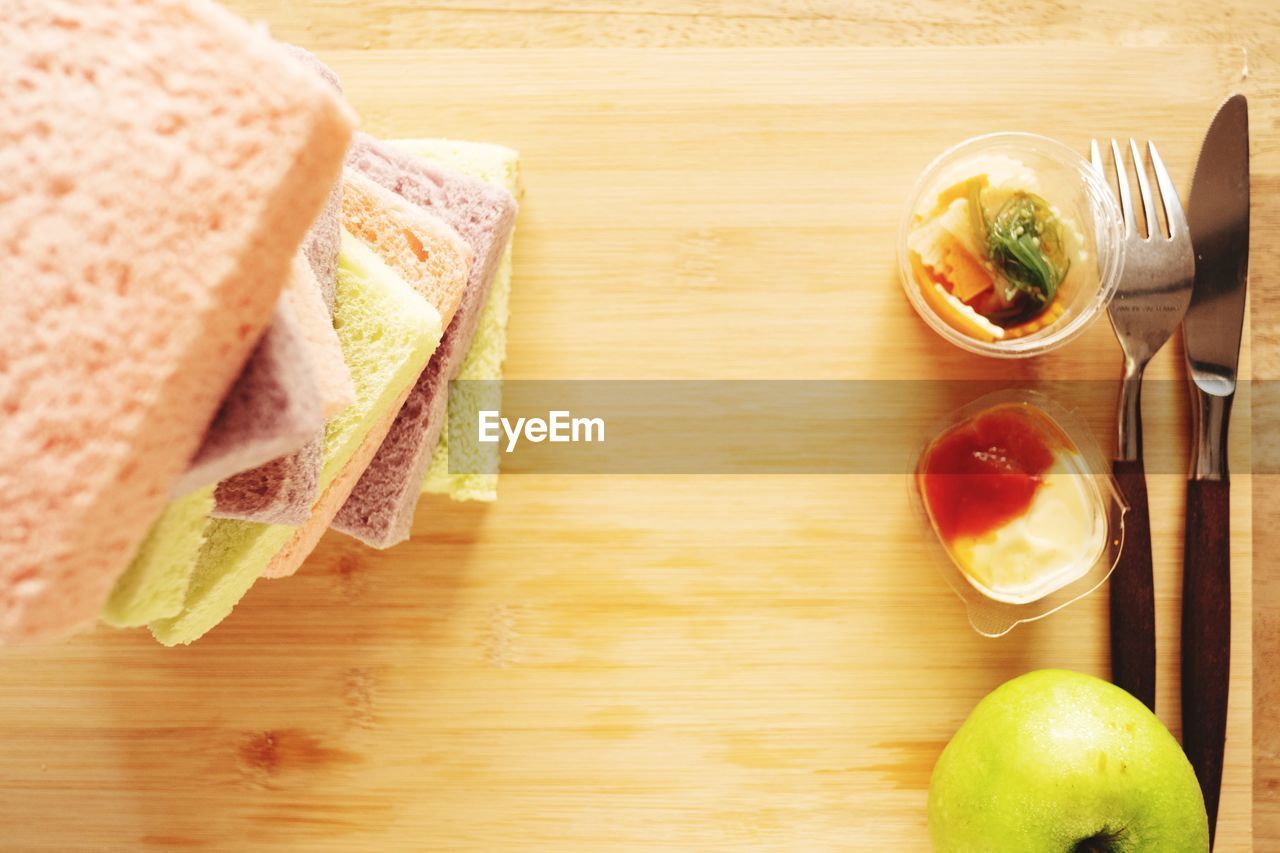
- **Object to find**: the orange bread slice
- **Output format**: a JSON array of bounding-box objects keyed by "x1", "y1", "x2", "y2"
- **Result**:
[
  {"x1": 258, "y1": 400, "x2": 405, "y2": 580},
  {"x1": 258, "y1": 231, "x2": 453, "y2": 581},
  {"x1": 0, "y1": 0, "x2": 355, "y2": 644},
  {"x1": 339, "y1": 168, "x2": 474, "y2": 325}
]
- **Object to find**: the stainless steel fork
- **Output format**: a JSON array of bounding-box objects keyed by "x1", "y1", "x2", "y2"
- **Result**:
[{"x1": 1091, "y1": 138, "x2": 1195, "y2": 710}]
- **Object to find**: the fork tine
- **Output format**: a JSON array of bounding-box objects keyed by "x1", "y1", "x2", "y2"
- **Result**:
[
  {"x1": 1091, "y1": 138, "x2": 1104, "y2": 177},
  {"x1": 1129, "y1": 139, "x2": 1160, "y2": 239},
  {"x1": 1147, "y1": 141, "x2": 1186, "y2": 240},
  {"x1": 1110, "y1": 139, "x2": 1136, "y2": 238}
]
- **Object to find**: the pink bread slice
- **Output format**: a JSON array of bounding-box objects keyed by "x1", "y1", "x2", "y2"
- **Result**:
[
  {"x1": 305, "y1": 172, "x2": 344, "y2": 314},
  {"x1": 0, "y1": 0, "x2": 355, "y2": 644},
  {"x1": 340, "y1": 168, "x2": 474, "y2": 326},
  {"x1": 330, "y1": 134, "x2": 517, "y2": 549}
]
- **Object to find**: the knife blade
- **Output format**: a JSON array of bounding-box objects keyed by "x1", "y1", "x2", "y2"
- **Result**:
[{"x1": 1182, "y1": 92, "x2": 1249, "y2": 846}]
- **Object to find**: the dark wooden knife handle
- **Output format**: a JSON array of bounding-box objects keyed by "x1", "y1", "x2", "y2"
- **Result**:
[
  {"x1": 1181, "y1": 477, "x2": 1231, "y2": 845},
  {"x1": 1109, "y1": 458, "x2": 1156, "y2": 710}
]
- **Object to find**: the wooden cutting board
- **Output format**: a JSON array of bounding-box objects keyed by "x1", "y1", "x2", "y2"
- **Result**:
[{"x1": 0, "y1": 38, "x2": 1255, "y2": 851}]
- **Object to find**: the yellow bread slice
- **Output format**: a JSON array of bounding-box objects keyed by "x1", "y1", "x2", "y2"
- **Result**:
[
  {"x1": 101, "y1": 486, "x2": 215, "y2": 628},
  {"x1": 390, "y1": 140, "x2": 521, "y2": 503},
  {"x1": 148, "y1": 231, "x2": 441, "y2": 644},
  {"x1": 341, "y1": 168, "x2": 474, "y2": 328}
]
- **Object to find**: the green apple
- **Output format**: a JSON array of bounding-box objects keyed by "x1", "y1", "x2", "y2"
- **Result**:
[{"x1": 929, "y1": 669, "x2": 1208, "y2": 852}]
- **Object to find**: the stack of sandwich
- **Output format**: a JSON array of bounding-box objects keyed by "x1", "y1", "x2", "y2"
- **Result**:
[{"x1": 0, "y1": 0, "x2": 520, "y2": 646}]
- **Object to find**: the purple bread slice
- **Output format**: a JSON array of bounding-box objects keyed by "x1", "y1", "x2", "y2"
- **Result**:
[
  {"x1": 170, "y1": 292, "x2": 324, "y2": 498},
  {"x1": 210, "y1": 260, "x2": 344, "y2": 525},
  {"x1": 209, "y1": 45, "x2": 348, "y2": 525},
  {"x1": 332, "y1": 133, "x2": 517, "y2": 548},
  {"x1": 212, "y1": 436, "x2": 322, "y2": 526}
]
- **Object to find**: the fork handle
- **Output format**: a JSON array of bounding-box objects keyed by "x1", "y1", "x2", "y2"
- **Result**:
[
  {"x1": 1182, "y1": 477, "x2": 1231, "y2": 846},
  {"x1": 1109, "y1": 457, "x2": 1156, "y2": 710}
]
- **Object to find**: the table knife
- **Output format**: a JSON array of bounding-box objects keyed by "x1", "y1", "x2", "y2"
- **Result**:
[{"x1": 1182, "y1": 93, "x2": 1249, "y2": 845}]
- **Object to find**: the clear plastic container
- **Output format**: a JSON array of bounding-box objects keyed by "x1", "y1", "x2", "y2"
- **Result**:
[
  {"x1": 898, "y1": 133, "x2": 1125, "y2": 358},
  {"x1": 910, "y1": 390, "x2": 1126, "y2": 637}
]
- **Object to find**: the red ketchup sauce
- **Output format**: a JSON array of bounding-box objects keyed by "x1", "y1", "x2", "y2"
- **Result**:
[{"x1": 919, "y1": 405, "x2": 1059, "y2": 543}]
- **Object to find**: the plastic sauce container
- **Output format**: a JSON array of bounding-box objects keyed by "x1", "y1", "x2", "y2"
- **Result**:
[
  {"x1": 898, "y1": 133, "x2": 1125, "y2": 358},
  {"x1": 911, "y1": 391, "x2": 1125, "y2": 636}
]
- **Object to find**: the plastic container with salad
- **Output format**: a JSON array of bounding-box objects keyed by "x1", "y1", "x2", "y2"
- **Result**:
[{"x1": 899, "y1": 133, "x2": 1125, "y2": 357}]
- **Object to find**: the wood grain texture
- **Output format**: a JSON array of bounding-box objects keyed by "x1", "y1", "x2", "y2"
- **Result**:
[{"x1": 0, "y1": 2, "x2": 1274, "y2": 849}]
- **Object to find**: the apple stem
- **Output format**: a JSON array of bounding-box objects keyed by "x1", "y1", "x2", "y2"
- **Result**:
[{"x1": 1072, "y1": 831, "x2": 1121, "y2": 853}]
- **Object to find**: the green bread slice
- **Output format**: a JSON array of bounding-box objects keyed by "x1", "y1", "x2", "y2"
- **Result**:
[
  {"x1": 101, "y1": 486, "x2": 215, "y2": 628},
  {"x1": 390, "y1": 139, "x2": 520, "y2": 503},
  {"x1": 148, "y1": 230, "x2": 441, "y2": 645}
]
